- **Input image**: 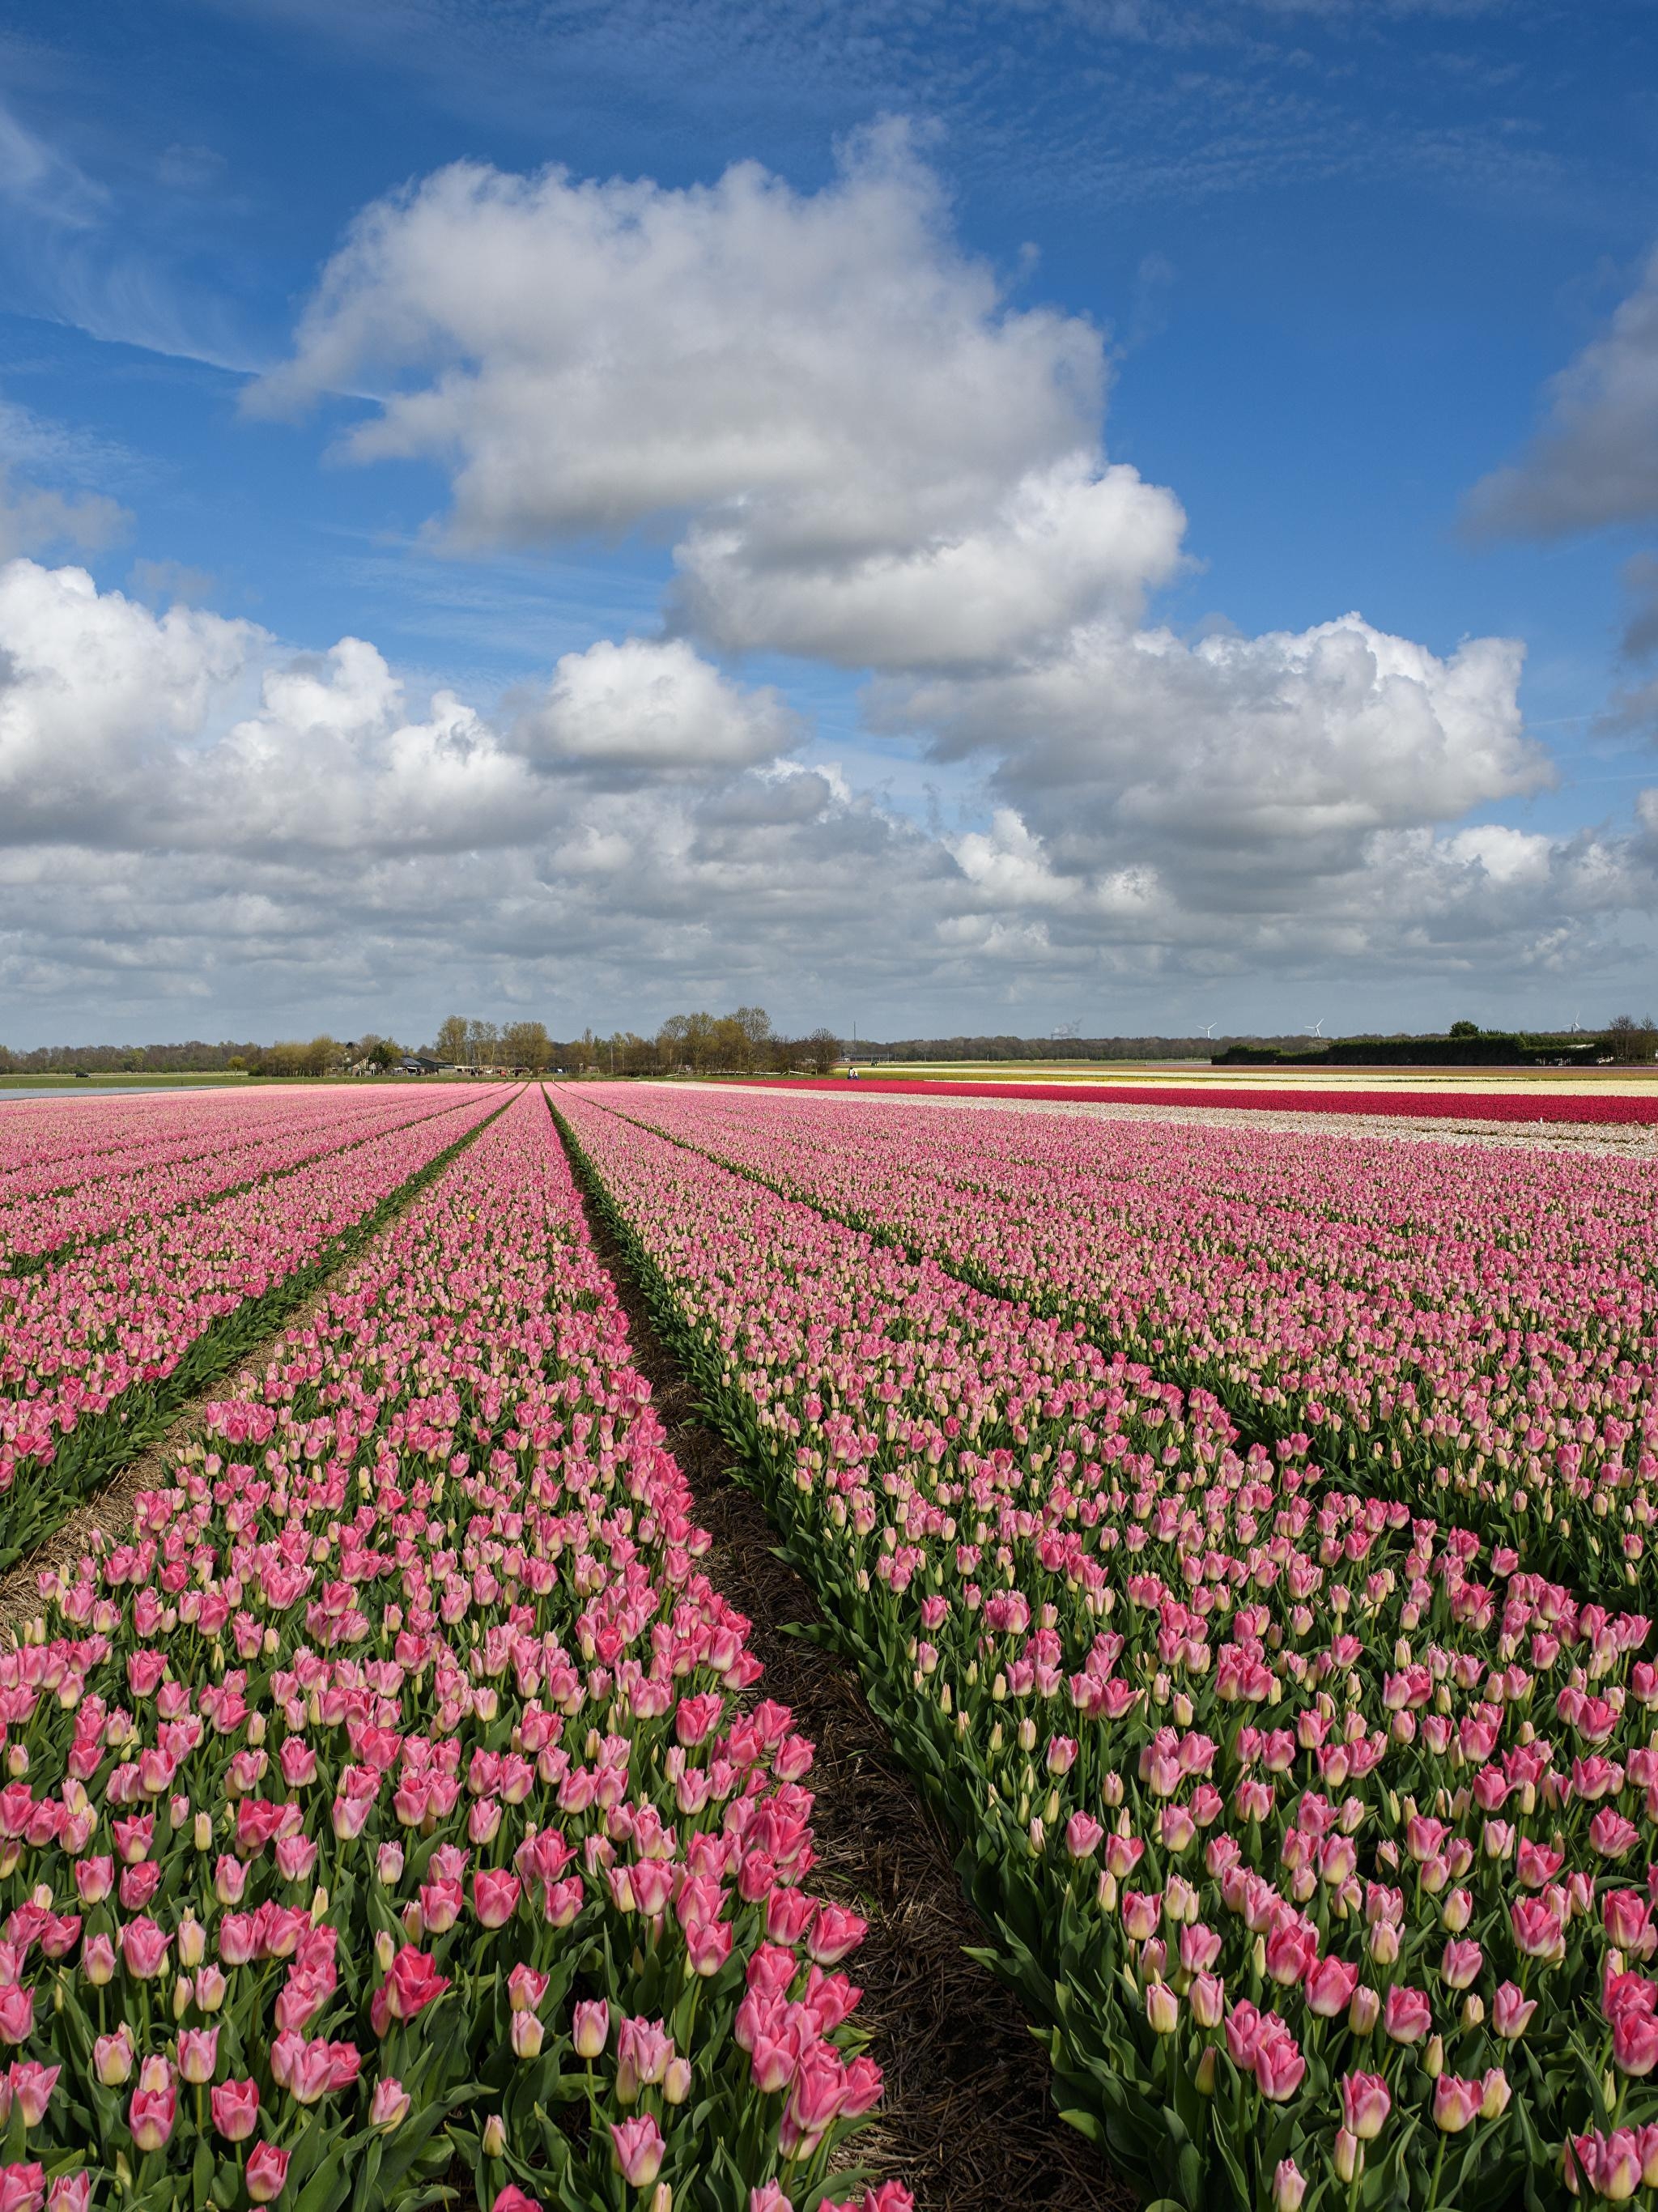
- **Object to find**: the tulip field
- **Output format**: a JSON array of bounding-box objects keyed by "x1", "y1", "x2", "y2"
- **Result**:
[
  {"x1": 0, "y1": 1088, "x2": 512, "y2": 1572},
  {"x1": 549, "y1": 1080, "x2": 1658, "y2": 2212},
  {"x1": 4, "y1": 1073, "x2": 1658, "y2": 2212},
  {"x1": 0, "y1": 1086, "x2": 900, "y2": 2212}
]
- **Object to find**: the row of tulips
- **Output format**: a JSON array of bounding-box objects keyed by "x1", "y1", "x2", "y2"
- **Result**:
[
  {"x1": 0, "y1": 1091, "x2": 477, "y2": 1274},
  {"x1": 592, "y1": 1085, "x2": 1658, "y2": 1608},
  {"x1": 0, "y1": 1089, "x2": 511, "y2": 1570},
  {"x1": 728, "y1": 1075, "x2": 1658, "y2": 1129},
  {"x1": 0, "y1": 1083, "x2": 903, "y2": 2212},
  {"x1": 0, "y1": 1094, "x2": 273, "y2": 1193},
  {"x1": 555, "y1": 1086, "x2": 1658, "y2": 2212}
]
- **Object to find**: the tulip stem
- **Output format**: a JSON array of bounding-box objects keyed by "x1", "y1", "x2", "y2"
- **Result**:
[{"x1": 1427, "y1": 2131, "x2": 1448, "y2": 2209}]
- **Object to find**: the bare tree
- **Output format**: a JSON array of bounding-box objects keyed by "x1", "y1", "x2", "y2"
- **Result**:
[{"x1": 1606, "y1": 1013, "x2": 1658, "y2": 1063}]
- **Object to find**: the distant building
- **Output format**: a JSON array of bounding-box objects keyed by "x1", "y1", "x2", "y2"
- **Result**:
[{"x1": 399, "y1": 1055, "x2": 442, "y2": 1075}]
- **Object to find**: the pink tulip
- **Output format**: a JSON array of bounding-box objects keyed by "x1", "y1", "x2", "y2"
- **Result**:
[
  {"x1": 210, "y1": 2078, "x2": 260, "y2": 2142},
  {"x1": 1432, "y1": 2075, "x2": 1484, "y2": 2133},
  {"x1": 5, "y1": 2065, "x2": 57, "y2": 2129},
  {"x1": 0, "y1": 2168, "x2": 42, "y2": 2212},
  {"x1": 128, "y1": 2080, "x2": 176, "y2": 2152},
  {"x1": 1253, "y1": 2029, "x2": 1306, "y2": 2102},
  {"x1": 1340, "y1": 2072, "x2": 1390, "y2": 2140},
  {"x1": 1382, "y1": 1985, "x2": 1431, "y2": 2045},
  {"x1": 176, "y1": 2028, "x2": 219, "y2": 2086},
  {"x1": 473, "y1": 1870, "x2": 521, "y2": 1929},
  {"x1": 1303, "y1": 1954, "x2": 1358, "y2": 2018},
  {"x1": 245, "y1": 2144, "x2": 291, "y2": 2203},
  {"x1": 806, "y1": 1904, "x2": 866, "y2": 1966},
  {"x1": 119, "y1": 1917, "x2": 169, "y2": 1980},
  {"x1": 610, "y1": 2116, "x2": 665, "y2": 2189}
]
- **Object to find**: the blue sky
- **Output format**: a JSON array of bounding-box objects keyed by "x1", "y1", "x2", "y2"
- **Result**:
[{"x1": 1, "y1": 0, "x2": 1656, "y2": 1044}]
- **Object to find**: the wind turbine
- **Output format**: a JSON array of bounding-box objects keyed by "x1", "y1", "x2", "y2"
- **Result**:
[
  {"x1": 1307, "y1": 1019, "x2": 1325, "y2": 1039},
  {"x1": 1202, "y1": 1022, "x2": 1217, "y2": 1040}
]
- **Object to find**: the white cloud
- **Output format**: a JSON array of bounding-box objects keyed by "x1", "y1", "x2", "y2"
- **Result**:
[
  {"x1": 673, "y1": 453, "x2": 1184, "y2": 670},
  {"x1": 0, "y1": 561, "x2": 254, "y2": 837},
  {"x1": 887, "y1": 611, "x2": 1545, "y2": 861},
  {"x1": 1465, "y1": 243, "x2": 1658, "y2": 538},
  {"x1": 514, "y1": 636, "x2": 800, "y2": 769},
  {"x1": 253, "y1": 125, "x2": 1184, "y2": 672}
]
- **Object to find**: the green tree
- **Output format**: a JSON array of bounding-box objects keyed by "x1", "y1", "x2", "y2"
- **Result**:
[
  {"x1": 501, "y1": 1019, "x2": 552, "y2": 1071},
  {"x1": 433, "y1": 1015, "x2": 470, "y2": 1066}
]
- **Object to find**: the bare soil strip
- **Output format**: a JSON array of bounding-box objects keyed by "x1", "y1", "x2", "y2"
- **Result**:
[{"x1": 562, "y1": 1133, "x2": 1120, "y2": 2212}]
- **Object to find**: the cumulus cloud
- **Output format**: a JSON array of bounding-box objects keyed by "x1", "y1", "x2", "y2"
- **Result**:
[
  {"x1": 513, "y1": 637, "x2": 801, "y2": 771},
  {"x1": 885, "y1": 612, "x2": 1545, "y2": 863},
  {"x1": 672, "y1": 455, "x2": 1184, "y2": 670},
  {"x1": 253, "y1": 125, "x2": 1184, "y2": 671},
  {"x1": 1465, "y1": 244, "x2": 1658, "y2": 539},
  {"x1": 1, "y1": 553, "x2": 1651, "y2": 1036},
  {"x1": 0, "y1": 561, "x2": 254, "y2": 840},
  {"x1": 0, "y1": 560, "x2": 795, "y2": 862}
]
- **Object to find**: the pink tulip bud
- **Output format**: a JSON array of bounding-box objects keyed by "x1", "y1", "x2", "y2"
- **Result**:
[
  {"x1": 573, "y1": 2000, "x2": 610, "y2": 2058},
  {"x1": 1145, "y1": 1980, "x2": 1179, "y2": 2035},
  {"x1": 1492, "y1": 1981, "x2": 1537, "y2": 2040},
  {"x1": 369, "y1": 2078, "x2": 410, "y2": 2131},
  {"x1": 1273, "y1": 2158, "x2": 1305, "y2": 2212}
]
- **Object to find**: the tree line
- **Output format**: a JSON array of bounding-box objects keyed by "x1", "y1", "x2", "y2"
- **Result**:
[
  {"x1": 5, "y1": 1011, "x2": 1651, "y2": 1078},
  {"x1": 428, "y1": 1009, "x2": 840, "y2": 1077}
]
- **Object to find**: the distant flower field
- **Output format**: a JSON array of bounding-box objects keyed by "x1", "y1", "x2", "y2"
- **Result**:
[{"x1": 5, "y1": 1071, "x2": 1658, "y2": 2211}]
